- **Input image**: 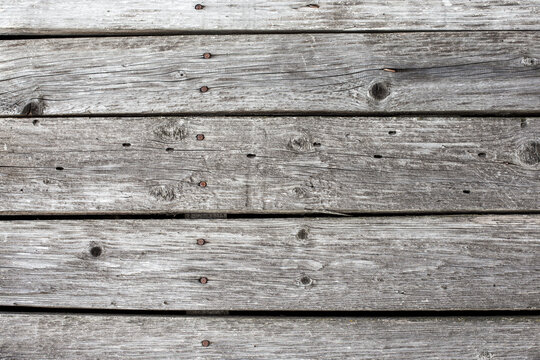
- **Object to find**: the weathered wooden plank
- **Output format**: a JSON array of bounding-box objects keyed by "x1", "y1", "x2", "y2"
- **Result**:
[
  {"x1": 1, "y1": 1, "x2": 539, "y2": 34},
  {"x1": 1, "y1": 116, "x2": 538, "y2": 214},
  {"x1": 1, "y1": 33, "x2": 539, "y2": 116},
  {"x1": 1, "y1": 216, "x2": 538, "y2": 310},
  {"x1": 0, "y1": 314, "x2": 538, "y2": 359}
]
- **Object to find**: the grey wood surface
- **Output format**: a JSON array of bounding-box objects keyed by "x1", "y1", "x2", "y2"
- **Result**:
[
  {"x1": 1, "y1": 116, "x2": 538, "y2": 214},
  {"x1": 1, "y1": 216, "x2": 538, "y2": 311},
  {"x1": 0, "y1": 314, "x2": 538, "y2": 359},
  {"x1": 1, "y1": 1, "x2": 539, "y2": 34},
  {"x1": 1, "y1": 33, "x2": 539, "y2": 116}
]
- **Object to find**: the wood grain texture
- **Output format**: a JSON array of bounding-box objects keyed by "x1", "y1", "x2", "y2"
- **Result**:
[
  {"x1": 1, "y1": 33, "x2": 539, "y2": 116},
  {"x1": 0, "y1": 314, "x2": 538, "y2": 359},
  {"x1": 1, "y1": 116, "x2": 538, "y2": 214},
  {"x1": 1, "y1": 216, "x2": 538, "y2": 310},
  {"x1": 1, "y1": 1, "x2": 539, "y2": 34}
]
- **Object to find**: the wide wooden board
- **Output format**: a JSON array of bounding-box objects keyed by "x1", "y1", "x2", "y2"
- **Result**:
[
  {"x1": 0, "y1": 314, "x2": 538, "y2": 359},
  {"x1": 1, "y1": 116, "x2": 538, "y2": 214},
  {"x1": 1, "y1": 1, "x2": 539, "y2": 34},
  {"x1": 1, "y1": 33, "x2": 539, "y2": 116},
  {"x1": 1, "y1": 216, "x2": 538, "y2": 310}
]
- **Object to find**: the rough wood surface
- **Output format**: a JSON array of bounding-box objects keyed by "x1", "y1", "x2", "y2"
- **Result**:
[
  {"x1": 1, "y1": 116, "x2": 538, "y2": 214},
  {"x1": 1, "y1": 216, "x2": 538, "y2": 310},
  {"x1": 1, "y1": 33, "x2": 539, "y2": 116},
  {"x1": 1, "y1": 1, "x2": 539, "y2": 34},
  {"x1": 0, "y1": 314, "x2": 538, "y2": 359}
]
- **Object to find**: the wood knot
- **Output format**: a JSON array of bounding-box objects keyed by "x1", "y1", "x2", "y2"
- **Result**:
[
  {"x1": 521, "y1": 57, "x2": 539, "y2": 67},
  {"x1": 288, "y1": 135, "x2": 314, "y2": 152},
  {"x1": 153, "y1": 120, "x2": 187, "y2": 141},
  {"x1": 297, "y1": 228, "x2": 309, "y2": 240},
  {"x1": 149, "y1": 185, "x2": 177, "y2": 201},
  {"x1": 21, "y1": 99, "x2": 46, "y2": 116},
  {"x1": 517, "y1": 140, "x2": 540, "y2": 166},
  {"x1": 299, "y1": 275, "x2": 313, "y2": 286},
  {"x1": 293, "y1": 186, "x2": 311, "y2": 198},
  {"x1": 369, "y1": 81, "x2": 390, "y2": 100},
  {"x1": 90, "y1": 246, "x2": 103, "y2": 257}
]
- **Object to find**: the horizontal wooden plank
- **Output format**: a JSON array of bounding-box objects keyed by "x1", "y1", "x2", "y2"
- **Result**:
[
  {"x1": 1, "y1": 216, "x2": 538, "y2": 310},
  {"x1": 1, "y1": 116, "x2": 538, "y2": 214},
  {"x1": 1, "y1": 1, "x2": 539, "y2": 34},
  {"x1": 0, "y1": 314, "x2": 538, "y2": 359},
  {"x1": 1, "y1": 33, "x2": 539, "y2": 116}
]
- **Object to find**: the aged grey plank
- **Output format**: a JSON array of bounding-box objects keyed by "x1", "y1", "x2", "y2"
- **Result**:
[
  {"x1": 1, "y1": 33, "x2": 539, "y2": 116},
  {"x1": 0, "y1": 216, "x2": 538, "y2": 310},
  {"x1": 0, "y1": 116, "x2": 538, "y2": 214},
  {"x1": 0, "y1": 314, "x2": 538, "y2": 359},
  {"x1": 1, "y1": 1, "x2": 539, "y2": 34}
]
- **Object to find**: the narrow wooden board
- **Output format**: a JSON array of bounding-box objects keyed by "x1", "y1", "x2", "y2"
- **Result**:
[
  {"x1": 1, "y1": 33, "x2": 539, "y2": 116},
  {"x1": 1, "y1": 216, "x2": 538, "y2": 310},
  {"x1": 1, "y1": 1, "x2": 539, "y2": 34},
  {"x1": 0, "y1": 314, "x2": 538, "y2": 359},
  {"x1": 1, "y1": 116, "x2": 538, "y2": 214}
]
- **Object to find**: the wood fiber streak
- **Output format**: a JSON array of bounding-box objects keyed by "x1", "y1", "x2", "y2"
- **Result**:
[
  {"x1": 0, "y1": 216, "x2": 538, "y2": 310},
  {"x1": 1, "y1": 1, "x2": 539, "y2": 34},
  {"x1": 0, "y1": 314, "x2": 538, "y2": 359},
  {"x1": 0, "y1": 33, "x2": 539, "y2": 115},
  {"x1": 0, "y1": 117, "x2": 538, "y2": 214}
]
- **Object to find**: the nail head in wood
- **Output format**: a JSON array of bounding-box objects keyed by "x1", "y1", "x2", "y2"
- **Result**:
[
  {"x1": 200, "y1": 86, "x2": 209, "y2": 93},
  {"x1": 196, "y1": 134, "x2": 205, "y2": 141},
  {"x1": 199, "y1": 277, "x2": 208, "y2": 284},
  {"x1": 203, "y1": 52, "x2": 212, "y2": 59},
  {"x1": 201, "y1": 339, "x2": 210, "y2": 347},
  {"x1": 196, "y1": 238, "x2": 206, "y2": 246},
  {"x1": 194, "y1": 4, "x2": 204, "y2": 10}
]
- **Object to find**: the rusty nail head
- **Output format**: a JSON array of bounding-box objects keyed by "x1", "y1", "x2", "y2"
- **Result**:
[
  {"x1": 201, "y1": 340, "x2": 210, "y2": 347},
  {"x1": 195, "y1": 4, "x2": 204, "y2": 10},
  {"x1": 196, "y1": 134, "x2": 205, "y2": 141},
  {"x1": 200, "y1": 86, "x2": 209, "y2": 93},
  {"x1": 199, "y1": 181, "x2": 207, "y2": 187},
  {"x1": 197, "y1": 238, "x2": 206, "y2": 246},
  {"x1": 199, "y1": 277, "x2": 208, "y2": 284},
  {"x1": 203, "y1": 52, "x2": 212, "y2": 59}
]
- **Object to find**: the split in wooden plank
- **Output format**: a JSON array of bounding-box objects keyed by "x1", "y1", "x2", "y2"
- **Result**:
[
  {"x1": 1, "y1": 33, "x2": 539, "y2": 116},
  {"x1": 0, "y1": 116, "x2": 538, "y2": 214},
  {"x1": 1, "y1": 1, "x2": 540, "y2": 34},
  {"x1": 0, "y1": 216, "x2": 538, "y2": 310},
  {"x1": 0, "y1": 314, "x2": 538, "y2": 359}
]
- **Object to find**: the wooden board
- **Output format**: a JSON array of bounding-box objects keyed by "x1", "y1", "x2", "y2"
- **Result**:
[
  {"x1": 1, "y1": 216, "x2": 538, "y2": 310},
  {"x1": 1, "y1": 116, "x2": 538, "y2": 214},
  {"x1": 1, "y1": 33, "x2": 539, "y2": 116},
  {"x1": 0, "y1": 314, "x2": 538, "y2": 359},
  {"x1": 1, "y1": 1, "x2": 539, "y2": 34}
]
